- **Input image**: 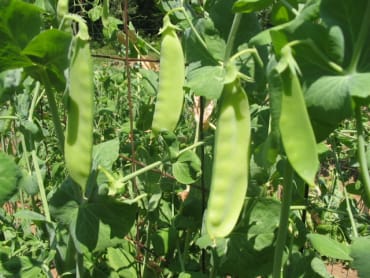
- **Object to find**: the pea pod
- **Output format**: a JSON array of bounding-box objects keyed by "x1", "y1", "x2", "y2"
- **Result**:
[
  {"x1": 152, "y1": 15, "x2": 185, "y2": 135},
  {"x1": 279, "y1": 69, "x2": 319, "y2": 186},
  {"x1": 206, "y1": 79, "x2": 251, "y2": 238},
  {"x1": 64, "y1": 36, "x2": 94, "y2": 193}
]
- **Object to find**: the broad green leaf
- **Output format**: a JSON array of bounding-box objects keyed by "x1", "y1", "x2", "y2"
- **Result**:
[
  {"x1": 270, "y1": 1, "x2": 296, "y2": 25},
  {"x1": 183, "y1": 17, "x2": 225, "y2": 64},
  {"x1": 107, "y1": 247, "x2": 136, "y2": 277},
  {"x1": 305, "y1": 73, "x2": 370, "y2": 139},
  {"x1": 75, "y1": 197, "x2": 137, "y2": 252},
  {"x1": 321, "y1": 0, "x2": 370, "y2": 71},
  {"x1": 22, "y1": 29, "x2": 71, "y2": 89},
  {"x1": 350, "y1": 237, "x2": 370, "y2": 277},
  {"x1": 311, "y1": 257, "x2": 331, "y2": 278},
  {"x1": 172, "y1": 150, "x2": 201, "y2": 184},
  {"x1": 93, "y1": 138, "x2": 120, "y2": 169},
  {"x1": 0, "y1": 0, "x2": 41, "y2": 72},
  {"x1": 233, "y1": 0, "x2": 273, "y2": 13},
  {"x1": 185, "y1": 66, "x2": 224, "y2": 99},
  {"x1": 285, "y1": 251, "x2": 331, "y2": 278},
  {"x1": 50, "y1": 180, "x2": 138, "y2": 252},
  {"x1": 307, "y1": 233, "x2": 352, "y2": 261},
  {"x1": 348, "y1": 73, "x2": 370, "y2": 101},
  {"x1": 13, "y1": 210, "x2": 46, "y2": 222},
  {"x1": 0, "y1": 152, "x2": 20, "y2": 206}
]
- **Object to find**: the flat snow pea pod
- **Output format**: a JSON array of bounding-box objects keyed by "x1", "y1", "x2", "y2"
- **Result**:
[
  {"x1": 64, "y1": 37, "x2": 94, "y2": 194},
  {"x1": 206, "y1": 79, "x2": 251, "y2": 238},
  {"x1": 279, "y1": 69, "x2": 319, "y2": 186},
  {"x1": 152, "y1": 15, "x2": 185, "y2": 135}
]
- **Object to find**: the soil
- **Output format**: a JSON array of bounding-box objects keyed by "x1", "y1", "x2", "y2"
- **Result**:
[{"x1": 326, "y1": 263, "x2": 358, "y2": 278}]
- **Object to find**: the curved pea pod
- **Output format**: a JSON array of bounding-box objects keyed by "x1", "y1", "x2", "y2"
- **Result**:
[
  {"x1": 279, "y1": 69, "x2": 319, "y2": 186},
  {"x1": 151, "y1": 15, "x2": 185, "y2": 135},
  {"x1": 64, "y1": 37, "x2": 94, "y2": 193},
  {"x1": 206, "y1": 79, "x2": 251, "y2": 238}
]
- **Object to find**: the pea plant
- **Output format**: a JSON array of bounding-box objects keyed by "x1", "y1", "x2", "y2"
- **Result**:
[{"x1": 0, "y1": 0, "x2": 369, "y2": 277}]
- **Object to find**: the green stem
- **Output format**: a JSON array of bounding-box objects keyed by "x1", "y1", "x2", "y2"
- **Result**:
[
  {"x1": 224, "y1": 13, "x2": 243, "y2": 62},
  {"x1": 40, "y1": 71, "x2": 65, "y2": 153},
  {"x1": 169, "y1": 7, "x2": 208, "y2": 51},
  {"x1": 343, "y1": 186, "x2": 359, "y2": 238},
  {"x1": 280, "y1": 0, "x2": 299, "y2": 16},
  {"x1": 330, "y1": 137, "x2": 359, "y2": 238},
  {"x1": 182, "y1": 229, "x2": 192, "y2": 265},
  {"x1": 141, "y1": 219, "x2": 151, "y2": 278},
  {"x1": 121, "y1": 141, "x2": 205, "y2": 183},
  {"x1": 31, "y1": 149, "x2": 51, "y2": 222},
  {"x1": 348, "y1": 1, "x2": 370, "y2": 73},
  {"x1": 355, "y1": 105, "x2": 370, "y2": 207},
  {"x1": 272, "y1": 162, "x2": 293, "y2": 278}
]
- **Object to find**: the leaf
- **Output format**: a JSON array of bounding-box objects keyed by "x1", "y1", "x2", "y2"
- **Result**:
[
  {"x1": 306, "y1": 73, "x2": 370, "y2": 139},
  {"x1": 50, "y1": 179, "x2": 138, "y2": 252},
  {"x1": 22, "y1": 29, "x2": 71, "y2": 90},
  {"x1": 185, "y1": 66, "x2": 224, "y2": 99},
  {"x1": 172, "y1": 150, "x2": 202, "y2": 184},
  {"x1": 75, "y1": 196, "x2": 137, "y2": 252},
  {"x1": 0, "y1": 0, "x2": 41, "y2": 72},
  {"x1": 350, "y1": 237, "x2": 370, "y2": 277},
  {"x1": 320, "y1": 0, "x2": 370, "y2": 71},
  {"x1": 233, "y1": 0, "x2": 274, "y2": 13},
  {"x1": 13, "y1": 210, "x2": 46, "y2": 222},
  {"x1": 0, "y1": 152, "x2": 20, "y2": 206},
  {"x1": 106, "y1": 247, "x2": 137, "y2": 277},
  {"x1": 307, "y1": 233, "x2": 353, "y2": 261},
  {"x1": 93, "y1": 138, "x2": 120, "y2": 169}
]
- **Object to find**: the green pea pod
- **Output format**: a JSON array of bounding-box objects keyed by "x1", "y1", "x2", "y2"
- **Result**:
[
  {"x1": 206, "y1": 79, "x2": 251, "y2": 238},
  {"x1": 57, "y1": 0, "x2": 69, "y2": 21},
  {"x1": 64, "y1": 37, "x2": 94, "y2": 194},
  {"x1": 152, "y1": 15, "x2": 185, "y2": 135},
  {"x1": 279, "y1": 69, "x2": 319, "y2": 186}
]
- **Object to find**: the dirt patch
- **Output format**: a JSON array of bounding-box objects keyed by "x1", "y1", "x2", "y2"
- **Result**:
[{"x1": 326, "y1": 263, "x2": 358, "y2": 278}]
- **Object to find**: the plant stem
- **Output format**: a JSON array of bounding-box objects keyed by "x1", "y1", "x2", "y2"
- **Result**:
[
  {"x1": 348, "y1": 1, "x2": 370, "y2": 73},
  {"x1": 355, "y1": 105, "x2": 370, "y2": 207},
  {"x1": 31, "y1": 149, "x2": 51, "y2": 222},
  {"x1": 40, "y1": 70, "x2": 65, "y2": 153},
  {"x1": 272, "y1": 162, "x2": 293, "y2": 278},
  {"x1": 121, "y1": 141, "x2": 205, "y2": 183},
  {"x1": 224, "y1": 13, "x2": 243, "y2": 62},
  {"x1": 330, "y1": 136, "x2": 359, "y2": 238},
  {"x1": 343, "y1": 186, "x2": 359, "y2": 238}
]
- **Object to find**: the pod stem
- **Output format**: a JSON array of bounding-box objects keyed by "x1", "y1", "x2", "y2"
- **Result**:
[
  {"x1": 224, "y1": 13, "x2": 243, "y2": 62},
  {"x1": 40, "y1": 70, "x2": 65, "y2": 154},
  {"x1": 272, "y1": 161, "x2": 293, "y2": 278}
]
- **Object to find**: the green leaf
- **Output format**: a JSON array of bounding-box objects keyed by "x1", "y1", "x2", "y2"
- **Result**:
[
  {"x1": 320, "y1": 0, "x2": 370, "y2": 71},
  {"x1": 233, "y1": 0, "x2": 274, "y2": 13},
  {"x1": 185, "y1": 66, "x2": 224, "y2": 99},
  {"x1": 13, "y1": 210, "x2": 46, "y2": 222},
  {"x1": 50, "y1": 180, "x2": 138, "y2": 252},
  {"x1": 0, "y1": 152, "x2": 20, "y2": 206},
  {"x1": 305, "y1": 73, "x2": 370, "y2": 140},
  {"x1": 307, "y1": 233, "x2": 353, "y2": 261},
  {"x1": 270, "y1": 1, "x2": 296, "y2": 25},
  {"x1": 0, "y1": 0, "x2": 41, "y2": 72},
  {"x1": 106, "y1": 247, "x2": 137, "y2": 277},
  {"x1": 350, "y1": 237, "x2": 370, "y2": 277},
  {"x1": 93, "y1": 138, "x2": 120, "y2": 169},
  {"x1": 22, "y1": 29, "x2": 71, "y2": 90},
  {"x1": 172, "y1": 150, "x2": 201, "y2": 184}
]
